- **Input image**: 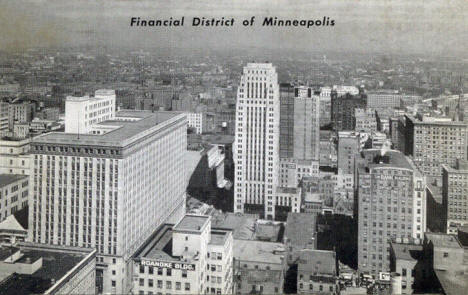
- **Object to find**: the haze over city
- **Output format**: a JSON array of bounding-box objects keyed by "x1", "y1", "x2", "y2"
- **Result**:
[{"x1": 1, "y1": 0, "x2": 467, "y2": 57}]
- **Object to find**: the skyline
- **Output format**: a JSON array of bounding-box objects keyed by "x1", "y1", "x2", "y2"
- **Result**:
[{"x1": 0, "y1": 0, "x2": 467, "y2": 57}]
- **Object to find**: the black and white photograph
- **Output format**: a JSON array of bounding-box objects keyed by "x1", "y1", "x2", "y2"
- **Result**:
[{"x1": 0, "y1": 0, "x2": 467, "y2": 294}]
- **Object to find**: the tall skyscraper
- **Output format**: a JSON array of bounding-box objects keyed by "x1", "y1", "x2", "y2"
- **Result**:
[
  {"x1": 29, "y1": 110, "x2": 187, "y2": 294},
  {"x1": 278, "y1": 85, "x2": 321, "y2": 189},
  {"x1": 234, "y1": 63, "x2": 280, "y2": 219},
  {"x1": 356, "y1": 149, "x2": 426, "y2": 277}
]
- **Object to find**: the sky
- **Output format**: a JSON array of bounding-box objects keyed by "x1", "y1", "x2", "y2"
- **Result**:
[{"x1": 0, "y1": 0, "x2": 466, "y2": 56}]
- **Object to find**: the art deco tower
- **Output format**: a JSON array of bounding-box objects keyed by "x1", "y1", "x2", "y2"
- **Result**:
[{"x1": 234, "y1": 63, "x2": 280, "y2": 219}]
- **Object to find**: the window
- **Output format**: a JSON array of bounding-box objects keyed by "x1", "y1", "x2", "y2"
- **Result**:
[
  {"x1": 175, "y1": 282, "x2": 181, "y2": 290},
  {"x1": 443, "y1": 252, "x2": 449, "y2": 258},
  {"x1": 166, "y1": 281, "x2": 172, "y2": 289},
  {"x1": 149, "y1": 266, "x2": 154, "y2": 274},
  {"x1": 402, "y1": 268, "x2": 407, "y2": 276},
  {"x1": 149, "y1": 279, "x2": 154, "y2": 287},
  {"x1": 182, "y1": 270, "x2": 187, "y2": 278},
  {"x1": 158, "y1": 268, "x2": 163, "y2": 275},
  {"x1": 139, "y1": 279, "x2": 144, "y2": 287},
  {"x1": 140, "y1": 265, "x2": 145, "y2": 273},
  {"x1": 166, "y1": 268, "x2": 171, "y2": 276},
  {"x1": 185, "y1": 283, "x2": 190, "y2": 291},
  {"x1": 111, "y1": 280, "x2": 116, "y2": 287}
]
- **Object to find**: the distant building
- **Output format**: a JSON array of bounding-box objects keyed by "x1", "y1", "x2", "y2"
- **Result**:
[
  {"x1": 132, "y1": 215, "x2": 234, "y2": 295},
  {"x1": 0, "y1": 102, "x2": 9, "y2": 136},
  {"x1": 297, "y1": 250, "x2": 338, "y2": 295},
  {"x1": 36, "y1": 107, "x2": 60, "y2": 121},
  {"x1": 366, "y1": 92, "x2": 403, "y2": 109},
  {"x1": 442, "y1": 160, "x2": 468, "y2": 234},
  {"x1": 279, "y1": 158, "x2": 319, "y2": 189},
  {"x1": 187, "y1": 112, "x2": 204, "y2": 134},
  {"x1": 404, "y1": 115, "x2": 467, "y2": 178},
  {"x1": 284, "y1": 213, "x2": 317, "y2": 265},
  {"x1": 337, "y1": 131, "x2": 360, "y2": 175},
  {"x1": 8, "y1": 102, "x2": 35, "y2": 130},
  {"x1": 0, "y1": 137, "x2": 31, "y2": 175},
  {"x1": 356, "y1": 149, "x2": 426, "y2": 277},
  {"x1": 331, "y1": 92, "x2": 366, "y2": 131},
  {"x1": 234, "y1": 239, "x2": 285, "y2": 295},
  {"x1": 355, "y1": 108, "x2": 378, "y2": 133},
  {"x1": 279, "y1": 84, "x2": 320, "y2": 161},
  {"x1": 0, "y1": 174, "x2": 29, "y2": 221},
  {"x1": 64, "y1": 89, "x2": 116, "y2": 134},
  {"x1": 0, "y1": 243, "x2": 96, "y2": 295}
]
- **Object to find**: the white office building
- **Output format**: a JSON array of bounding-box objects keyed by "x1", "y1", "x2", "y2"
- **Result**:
[
  {"x1": 234, "y1": 63, "x2": 280, "y2": 219},
  {"x1": 64, "y1": 89, "x2": 116, "y2": 134},
  {"x1": 29, "y1": 110, "x2": 187, "y2": 294},
  {"x1": 132, "y1": 215, "x2": 233, "y2": 295}
]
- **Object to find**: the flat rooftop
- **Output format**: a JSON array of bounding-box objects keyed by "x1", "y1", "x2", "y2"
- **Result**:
[
  {"x1": 173, "y1": 215, "x2": 210, "y2": 233},
  {"x1": 285, "y1": 213, "x2": 317, "y2": 248},
  {"x1": 32, "y1": 110, "x2": 183, "y2": 148},
  {"x1": 298, "y1": 249, "x2": 336, "y2": 275},
  {"x1": 426, "y1": 233, "x2": 462, "y2": 249},
  {"x1": 0, "y1": 174, "x2": 28, "y2": 187},
  {"x1": 211, "y1": 213, "x2": 283, "y2": 242},
  {"x1": 0, "y1": 243, "x2": 94, "y2": 295},
  {"x1": 234, "y1": 240, "x2": 285, "y2": 265},
  {"x1": 209, "y1": 231, "x2": 229, "y2": 246},
  {"x1": 391, "y1": 243, "x2": 423, "y2": 261},
  {"x1": 359, "y1": 149, "x2": 414, "y2": 171}
]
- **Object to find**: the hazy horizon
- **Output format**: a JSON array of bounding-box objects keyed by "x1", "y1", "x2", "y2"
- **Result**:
[{"x1": 0, "y1": 0, "x2": 467, "y2": 57}]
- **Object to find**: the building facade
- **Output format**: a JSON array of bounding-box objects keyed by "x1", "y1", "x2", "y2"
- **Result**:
[
  {"x1": 234, "y1": 63, "x2": 280, "y2": 219},
  {"x1": 0, "y1": 174, "x2": 29, "y2": 222},
  {"x1": 442, "y1": 160, "x2": 468, "y2": 234},
  {"x1": 132, "y1": 215, "x2": 234, "y2": 295},
  {"x1": 29, "y1": 110, "x2": 187, "y2": 294},
  {"x1": 404, "y1": 115, "x2": 467, "y2": 178},
  {"x1": 337, "y1": 131, "x2": 360, "y2": 176},
  {"x1": 331, "y1": 92, "x2": 366, "y2": 131},
  {"x1": 0, "y1": 138, "x2": 31, "y2": 175},
  {"x1": 356, "y1": 150, "x2": 426, "y2": 277},
  {"x1": 64, "y1": 89, "x2": 116, "y2": 134},
  {"x1": 297, "y1": 250, "x2": 338, "y2": 295}
]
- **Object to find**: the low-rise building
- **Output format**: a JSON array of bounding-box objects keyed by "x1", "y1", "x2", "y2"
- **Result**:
[
  {"x1": 0, "y1": 137, "x2": 30, "y2": 175},
  {"x1": 284, "y1": 213, "x2": 317, "y2": 265},
  {"x1": 132, "y1": 215, "x2": 234, "y2": 295},
  {"x1": 0, "y1": 242, "x2": 96, "y2": 295},
  {"x1": 0, "y1": 214, "x2": 27, "y2": 245},
  {"x1": 0, "y1": 174, "x2": 29, "y2": 221},
  {"x1": 297, "y1": 250, "x2": 338, "y2": 295},
  {"x1": 234, "y1": 239, "x2": 285, "y2": 294},
  {"x1": 389, "y1": 241, "x2": 424, "y2": 294}
]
